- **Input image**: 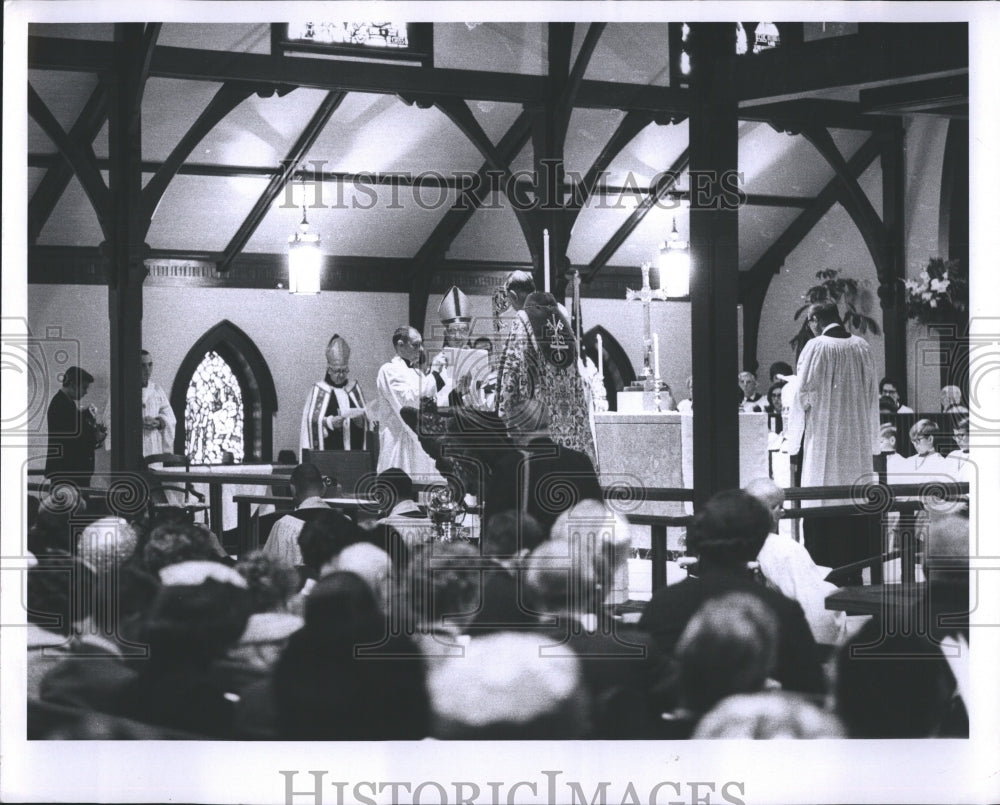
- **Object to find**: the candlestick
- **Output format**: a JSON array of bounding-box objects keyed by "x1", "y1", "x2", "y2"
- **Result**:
[
  {"x1": 596, "y1": 333, "x2": 603, "y2": 378},
  {"x1": 653, "y1": 333, "x2": 660, "y2": 380},
  {"x1": 543, "y1": 228, "x2": 551, "y2": 294}
]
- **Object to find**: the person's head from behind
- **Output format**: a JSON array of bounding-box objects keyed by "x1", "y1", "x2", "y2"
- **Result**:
[
  {"x1": 321, "y1": 542, "x2": 393, "y2": 615},
  {"x1": 289, "y1": 462, "x2": 326, "y2": 504},
  {"x1": 879, "y1": 395, "x2": 899, "y2": 415},
  {"x1": 879, "y1": 423, "x2": 898, "y2": 454},
  {"x1": 806, "y1": 301, "x2": 840, "y2": 336},
  {"x1": 924, "y1": 512, "x2": 969, "y2": 636},
  {"x1": 427, "y1": 631, "x2": 590, "y2": 739},
  {"x1": 738, "y1": 371, "x2": 758, "y2": 399},
  {"x1": 909, "y1": 418, "x2": 940, "y2": 457},
  {"x1": 403, "y1": 541, "x2": 481, "y2": 632},
  {"x1": 693, "y1": 691, "x2": 844, "y2": 739},
  {"x1": 141, "y1": 520, "x2": 221, "y2": 575},
  {"x1": 675, "y1": 592, "x2": 780, "y2": 715},
  {"x1": 484, "y1": 511, "x2": 546, "y2": 562},
  {"x1": 370, "y1": 467, "x2": 413, "y2": 515},
  {"x1": 29, "y1": 484, "x2": 87, "y2": 555},
  {"x1": 524, "y1": 537, "x2": 597, "y2": 619},
  {"x1": 472, "y1": 336, "x2": 493, "y2": 355},
  {"x1": 504, "y1": 270, "x2": 536, "y2": 311},
  {"x1": 392, "y1": 326, "x2": 424, "y2": 364},
  {"x1": 549, "y1": 500, "x2": 632, "y2": 607},
  {"x1": 27, "y1": 552, "x2": 97, "y2": 637},
  {"x1": 297, "y1": 509, "x2": 359, "y2": 576},
  {"x1": 687, "y1": 489, "x2": 771, "y2": 571},
  {"x1": 235, "y1": 550, "x2": 300, "y2": 614},
  {"x1": 61, "y1": 366, "x2": 94, "y2": 401},
  {"x1": 835, "y1": 618, "x2": 955, "y2": 738},
  {"x1": 147, "y1": 561, "x2": 252, "y2": 667},
  {"x1": 302, "y1": 570, "x2": 384, "y2": 647},
  {"x1": 743, "y1": 478, "x2": 784, "y2": 534},
  {"x1": 769, "y1": 361, "x2": 793, "y2": 384}
]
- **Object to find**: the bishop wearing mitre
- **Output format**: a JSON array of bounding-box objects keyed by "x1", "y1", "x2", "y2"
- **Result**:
[{"x1": 300, "y1": 334, "x2": 369, "y2": 458}]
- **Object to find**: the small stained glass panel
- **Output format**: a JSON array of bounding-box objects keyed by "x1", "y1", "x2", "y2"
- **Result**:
[
  {"x1": 287, "y1": 22, "x2": 410, "y2": 49},
  {"x1": 184, "y1": 350, "x2": 244, "y2": 465}
]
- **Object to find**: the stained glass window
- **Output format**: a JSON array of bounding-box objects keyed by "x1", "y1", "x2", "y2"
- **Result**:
[
  {"x1": 287, "y1": 22, "x2": 410, "y2": 49},
  {"x1": 184, "y1": 350, "x2": 244, "y2": 465}
]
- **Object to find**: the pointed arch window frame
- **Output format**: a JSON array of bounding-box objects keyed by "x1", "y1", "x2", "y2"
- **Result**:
[{"x1": 170, "y1": 320, "x2": 278, "y2": 463}]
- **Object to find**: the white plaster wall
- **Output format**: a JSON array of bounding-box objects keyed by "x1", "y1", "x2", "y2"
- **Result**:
[
  {"x1": 27, "y1": 285, "x2": 409, "y2": 468},
  {"x1": 754, "y1": 116, "x2": 951, "y2": 410}
]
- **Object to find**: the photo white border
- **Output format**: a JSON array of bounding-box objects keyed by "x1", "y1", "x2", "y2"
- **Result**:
[{"x1": 3, "y1": 2, "x2": 999, "y2": 803}]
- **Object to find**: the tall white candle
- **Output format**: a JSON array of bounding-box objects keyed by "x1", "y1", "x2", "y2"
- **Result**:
[
  {"x1": 597, "y1": 333, "x2": 603, "y2": 377},
  {"x1": 653, "y1": 333, "x2": 660, "y2": 380},
  {"x1": 543, "y1": 228, "x2": 551, "y2": 293}
]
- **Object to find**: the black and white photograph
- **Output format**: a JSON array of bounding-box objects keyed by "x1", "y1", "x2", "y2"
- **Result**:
[{"x1": 2, "y1": 2, "x2": 999, "y2": 803}]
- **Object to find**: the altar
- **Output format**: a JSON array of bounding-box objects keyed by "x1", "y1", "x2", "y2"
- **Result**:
[{"x1": 593, "y1": 411, "x2": 770, "y2": 551}]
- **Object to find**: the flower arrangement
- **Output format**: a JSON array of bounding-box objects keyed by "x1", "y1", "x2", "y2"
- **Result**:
[
  {"x1": 790, "y1": 268, "x2": 880, "y2": 354},
  {"x1": 903, "y1": 258, "x2": 967, "y2": 325}
]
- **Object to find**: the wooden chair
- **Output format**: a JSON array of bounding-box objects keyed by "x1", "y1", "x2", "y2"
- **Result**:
[{"x1": 142, "y1": 453, "x2": 207, "y2": 521}]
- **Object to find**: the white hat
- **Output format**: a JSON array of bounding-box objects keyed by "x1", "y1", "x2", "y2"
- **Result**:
[
  {"x1": 438, "y1": 286, "x2": 471, "y2": 324},
  {"x1": 325, "y1": 334, "x2": 351, "y2": 365}
]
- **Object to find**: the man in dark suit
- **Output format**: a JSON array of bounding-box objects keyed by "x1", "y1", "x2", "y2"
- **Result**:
[
  {"x1": 484, "y1": 398, "x2": 603, "y2": 539},
  {"x1": 45, "y1": 366, "x2": 106, "y2": 485},
  {"x1": 639, "y1": 490, "x2": 826, "y2": 712}
]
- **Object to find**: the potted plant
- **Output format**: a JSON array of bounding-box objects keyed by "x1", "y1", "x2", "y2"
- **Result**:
[
  {"x1": 790, "y1": 268, "x2": 881, "y2": 355},
  {"x1": 903, "y1": 258, "x2": 967, "y2": 326}
]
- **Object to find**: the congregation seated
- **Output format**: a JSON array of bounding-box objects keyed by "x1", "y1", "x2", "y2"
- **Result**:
[
  {"x1": 222, "y1": 551, "x2": 303, "y2": 677},
  {"x1": 672, "y1": 592, "x2": 781, "y2": 725},
  {"x1": 466, "y1": 511, "x2": 545, "y2": 634},
  {"x1": 639, "y1": 490, "x2": 827, "y2": 712},
  {"x1": 745, "y1": 478, "x2": 849, "y2": 646},
  {"x1": 523, "y1": 515, "x2": 652, "y2": 738},
  {"x1": 427, "y1": 631, "x2": 590, "y2": 739},
  {"x1": 692, "y1": 691, "x2": 844, "y2": 739},
  {"x1": 267, "y1": 571, "x2": 429, "y2": 740}
]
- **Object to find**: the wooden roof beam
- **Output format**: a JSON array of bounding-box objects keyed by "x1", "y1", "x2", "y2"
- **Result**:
[
  {"x1": 739, "y1": 99, "x2": 898, "y2": 131},
  {"x1": 27, "y1": 82, "x2": 111, "y2": 240},
  {"x1": 28, "y1": 81, "x2": 107, "y2": 244},
  {"x1": 217, "y1": 91, "x2": 346, "y2": 273},
  {"x1": 583, "y1": 147, "x2": 689, "y2": 282},
  {"x1": 28, "y1": 35, "x2": 691, "y2": 113}
]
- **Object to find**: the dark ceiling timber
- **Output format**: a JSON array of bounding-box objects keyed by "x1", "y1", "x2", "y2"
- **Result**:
[
  {"x1": 583, "y1": 147, "x2": 690, "y2": 282},
  {"x1": 728, "y1": 23, "x2": 967, "y2": 101},
  {"x1": 29, "y1": 82, "x2": 107, "y2": 244},
  {"x1": 218, "y1": 90, "x2": 346, "y2": 273},
  {"x1": 859, "y1": 74, "x2": 968, "y2": 118},
  {"x1": 738, "y1": 99, "x2": 899, "y2": 131},
  {"x1": 27, "y1": 82, "x2": 111, "y2": 240},
  {"x1": 28, "y1": 35, "x2": 692, "y2": 114}
]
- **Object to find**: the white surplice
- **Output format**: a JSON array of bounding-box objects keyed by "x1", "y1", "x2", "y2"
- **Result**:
[
  {"x1": 374, "y1": 356, "x2": 441, "y2": 481},
  {"x1": 784, "y1": 332, "x2": 880, "y2": 504}
]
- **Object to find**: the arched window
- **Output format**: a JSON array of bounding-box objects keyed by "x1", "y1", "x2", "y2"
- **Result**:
[{"x1": 170, "y1": 321, "x2": 278, "y2": 463}]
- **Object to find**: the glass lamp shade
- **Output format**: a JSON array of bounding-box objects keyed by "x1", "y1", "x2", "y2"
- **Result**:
[
  {"x1": 288, "y1": 227, "x2": 322, "y2": 294},
  {"x1": 658, "y1": 239, "x2": 690, "y2": 298}
]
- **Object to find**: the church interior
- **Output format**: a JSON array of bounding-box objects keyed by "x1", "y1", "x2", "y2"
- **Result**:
[{"x1": 10, "y1": 15, "x2": 986, "y2": 757}]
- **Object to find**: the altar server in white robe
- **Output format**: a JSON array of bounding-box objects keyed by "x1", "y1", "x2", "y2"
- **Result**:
[
  {"x1": 784, "y1": 301, "x2": 880, "y2": 572},
  {"x1": 300, "y1": 334, "x2": 368, "y2": 459},
  {"x1": 104, "y1": 350, "x2": 176, "y2": 458},
  {"x1": 375, "y1": 327, "x2": 441, "y2": 480}
]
